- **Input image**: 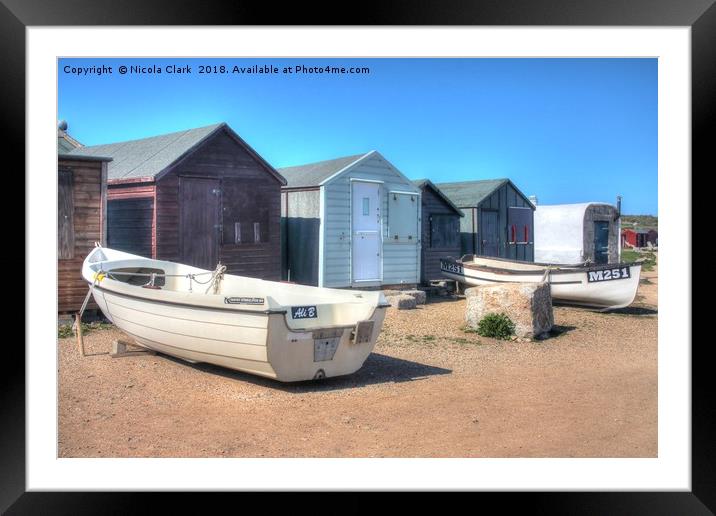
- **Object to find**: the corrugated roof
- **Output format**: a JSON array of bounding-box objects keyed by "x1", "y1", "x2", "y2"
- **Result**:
[
  {"x1": 278, "y1": 153, "x2": 369, "y2": 188},
  {"x1": 412, "y1": 179, "x2": 464, "y2": 217},
  {"x1": 435, "y1": 179, "x2": 510, "y2": 207},
  {"x1": 68, "y1": 123, "x2": 224, "y2": 180}
]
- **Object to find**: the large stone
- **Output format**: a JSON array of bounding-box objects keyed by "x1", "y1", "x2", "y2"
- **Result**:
[
  {"x1": 401, "y1": 289, "x2": 427, "y2": 305},
  {"x1": 386, "y1": 294, "x2": 417, "y2": 310},
  {"x1": 464, "y1": 283, "x2": 553, "y2": 338}
]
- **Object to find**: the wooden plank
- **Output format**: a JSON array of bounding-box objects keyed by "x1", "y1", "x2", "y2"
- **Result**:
[
  {"x1": 107, "y1": 198, "x2": 154, "y2": 256},
  {"x1": 58, "y1": 169, "x2": 75, "y2": 259},
  {"x1": 110, "y1": 340, "x2": 156, "y2": 358}
]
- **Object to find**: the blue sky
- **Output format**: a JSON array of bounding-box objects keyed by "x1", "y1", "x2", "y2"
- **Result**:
[{"x1": 58, "y1": 58, "x2": 657, "y2": 214}]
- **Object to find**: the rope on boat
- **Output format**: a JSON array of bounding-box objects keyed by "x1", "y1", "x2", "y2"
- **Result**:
[
  {"x1": 204, "y1": 264, "x2": 227, "y2": 294},
  {"x1": 540, "y1": 265, "x2": 561, "y2": 284},
  {"x1": 98, "y1": 263, "x2": 227, "y2": 294},
  {"x1": 102, "y1": 270, "x2": 215, "y2": 279}
]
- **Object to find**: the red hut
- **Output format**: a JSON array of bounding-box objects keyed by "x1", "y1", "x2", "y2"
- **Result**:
[{"x1": 621, "y1": 228, "x2": 656, "y2": 248}]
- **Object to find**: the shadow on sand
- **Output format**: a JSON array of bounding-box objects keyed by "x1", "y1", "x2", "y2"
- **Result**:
[
  {"x1": 553, "y1": 301, "x2": 658, "y2": 316},
  {"x1": 607, "y1": 305, "x2": 658, "y2": 316},
  {"x1": 164, "y1": 353, "x2": 452, "y2": 393},
  {"x1": 544, "y1": 325, "x2": 577, "y2": 339}
]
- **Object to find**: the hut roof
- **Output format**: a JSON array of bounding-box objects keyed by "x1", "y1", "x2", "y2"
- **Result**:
[
  {"x1": 68, "y1": 122, "x2": 286, "y2": 184},
  {"x1": 58, "y1": 153, "x2": 112, "y2": 162},
  {"x1": 412, "y1": 179, "x2": 464, "y2": 217},
  {"x1": 436, "y1": 179, "x2": 535, "y2": 209},
  {"x1": 278, "y1": 152, "x2": 370, "y2": 188},
  {"x1": 58, "y1": 128, "x2": 82, "y2": 153}
]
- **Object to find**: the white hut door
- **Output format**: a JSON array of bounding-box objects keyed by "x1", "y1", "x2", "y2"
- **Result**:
[{"x1": 351, "y1": 182, "x2": 381, "y2": 282}]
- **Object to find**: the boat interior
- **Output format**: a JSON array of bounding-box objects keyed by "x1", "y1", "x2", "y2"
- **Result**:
[{"x1": 92, "y1": 257, "x2": 383, "y2": 309}]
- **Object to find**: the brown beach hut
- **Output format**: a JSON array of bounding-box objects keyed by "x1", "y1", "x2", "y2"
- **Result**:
[
  {"x1": 58, "y1": 153, "x2": 111, "y2": 313},
  {"x1": 69, "y1": 123, "x2": 287, "y2": 279}
]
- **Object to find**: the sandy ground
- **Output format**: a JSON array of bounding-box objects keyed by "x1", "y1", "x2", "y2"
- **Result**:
[{"x1": 58, "y1": 264, "x2": 657, "y2": 458}]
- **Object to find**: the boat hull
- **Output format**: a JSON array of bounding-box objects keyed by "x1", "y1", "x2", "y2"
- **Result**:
[
  {"x1": 440, "y1": 257, "x2": 642, "y2": 310},
  {"x1": 83, "y1": 247, "x2": 388, "y2": 382}
]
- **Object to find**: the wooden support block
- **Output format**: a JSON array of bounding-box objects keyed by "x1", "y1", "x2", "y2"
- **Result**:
[
  {"x1": 110, "y1": 340, "x2": 156, "y2": 358},
  {"x1": 75, "y1": 313, "x2": 85, "y2": 356}
]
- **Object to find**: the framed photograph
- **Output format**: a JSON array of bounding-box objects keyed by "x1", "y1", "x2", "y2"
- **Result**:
[{"x1": 8, "y1": 0, "x2": 710, "y2": 512}]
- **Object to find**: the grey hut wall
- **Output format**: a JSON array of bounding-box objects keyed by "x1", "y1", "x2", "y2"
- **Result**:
[
  {"x1": 458, "y1": 182, "x2": 534, "y2": 261},
  {"x1": 582, "y1": 204, "x2": 620, "y2": 263},
  {"x1": 322, "y1": 154, "x2": 421, "y2": 288},
  {"x1": 419, "y1": 186, "x2": 461, "y2": 283},
  {"x1": 281, "y1": 189, "x2": 321, "y2": 285}
]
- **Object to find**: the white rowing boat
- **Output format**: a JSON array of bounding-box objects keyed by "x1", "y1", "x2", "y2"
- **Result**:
[
  {"x1": 82, "y1": 246, "x2": 389, "y2": 382},
  {"x1": 440, "y1": 255, "x2": 642, "y2": 310}
]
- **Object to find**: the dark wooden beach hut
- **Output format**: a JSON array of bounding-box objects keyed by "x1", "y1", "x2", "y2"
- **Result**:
[
  {"x1": 412, "y1": 179, "x2": 463, "y2": 284},
  {"x1": 436, "y1": 179, "x2": 536, "y2": 261},
  {"x1": 58, "y1": 153, "x2": 111, "y2": 313},
  {"x1": 69, "y1": 123, "x2": 286, "y2": 279}
]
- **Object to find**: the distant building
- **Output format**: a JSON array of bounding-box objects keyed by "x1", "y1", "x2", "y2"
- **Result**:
[{"x1": 622, "y1": 228, "x2": 658, "y2": 248}]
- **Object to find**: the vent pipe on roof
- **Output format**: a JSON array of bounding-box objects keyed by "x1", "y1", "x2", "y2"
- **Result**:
[
  {"x1": 616, "y1": 195, "x2": 622, "y2": 220},
  {"x1": 528, "y1": 195, "x2": 538, "y2": 206},
  {"x1": 58, "y1": 120, "x2": 68, "y2": 131}
]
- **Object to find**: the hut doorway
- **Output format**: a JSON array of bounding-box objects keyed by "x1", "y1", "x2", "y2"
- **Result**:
[
  {"x1": 593, "y1": 220, "x2": 610, "y2": 264},
  {"x1": 351, "y1": 181, "x2": 381, "y2": 282},
  {"x1": 480, "y1": 209, "x2": 499, "y2": 257},
  {"x1": 180, "y1": 177, "x2": 221, "y2": 270}
]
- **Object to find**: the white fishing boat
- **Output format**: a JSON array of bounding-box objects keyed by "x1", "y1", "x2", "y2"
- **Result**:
[
  {"x1": 81, "y1": 246, "x2": 389, "y2": 382},
  {"x1": 440, "y1": 255, "x2": 642, "y2": 310}
]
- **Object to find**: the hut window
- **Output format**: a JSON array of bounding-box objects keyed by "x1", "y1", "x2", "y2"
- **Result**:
[
  {"x1": 507, "y1": 206, "x2": 532, "y2": 244},
  {"x1": 222, "y1": 178, "x2": 270, "y2": 245},
  {"x1": 430, "y1": 215, "x2": 460, "y2": 248},
  {"x1": 388, "y1": 191, "x2": 419, "y2": 241},
  {"x1": 58, "y1": 168, "x2": 75, "y2": 259},
  {"x1": 362, "y1": 197, "x2": 370, "y2": 216}
]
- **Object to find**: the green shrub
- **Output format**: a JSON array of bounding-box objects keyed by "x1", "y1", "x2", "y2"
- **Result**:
[
  {"x1": 57, "y1": 321, "x2": 113, "y2": 339},
  {"x1": 476, "y1": 313, "x2": 515, "y2": 340}
]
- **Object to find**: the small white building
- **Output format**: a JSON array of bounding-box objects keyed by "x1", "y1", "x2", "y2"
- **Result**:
[{"x1": 534, "y1": 202, "x2": 621, "y2": 264}]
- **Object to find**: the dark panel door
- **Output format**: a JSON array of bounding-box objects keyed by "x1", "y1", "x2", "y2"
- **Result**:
[
  {"x1": 480, "y1": 210, "x2": 499, "y2": 257},
  {"x1": 594, "y1": 221, "x2": 610, "y2": 264},
  {"x1": 181, "y1": 177, "x2": 220, "y2": 270}
]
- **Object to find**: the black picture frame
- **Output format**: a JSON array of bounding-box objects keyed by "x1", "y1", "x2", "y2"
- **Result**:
[{"x1": 6, "y1": 0, "x2": 709, "y2": 513}]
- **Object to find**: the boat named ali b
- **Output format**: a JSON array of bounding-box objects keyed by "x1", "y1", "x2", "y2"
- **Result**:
[{"x1": 82, "y1": 247, "x2": 390, "y2": 382}]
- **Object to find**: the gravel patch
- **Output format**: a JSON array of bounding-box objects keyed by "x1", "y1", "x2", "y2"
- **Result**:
[{"x1": 58, "y1": 268, "x2": 658, "y2": 458}]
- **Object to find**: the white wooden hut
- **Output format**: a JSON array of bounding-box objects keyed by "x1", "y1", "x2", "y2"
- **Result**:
[
  {"x1": 534, "y1": 202, "x2": 621, "y2": 264},
  {"x1": 280, "y1": 151, "x2": 421, "y2": 288}
]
